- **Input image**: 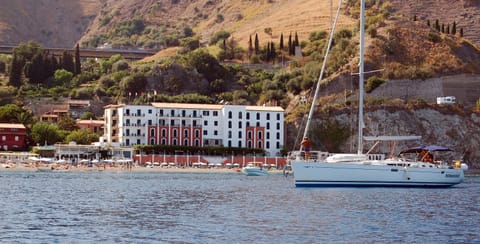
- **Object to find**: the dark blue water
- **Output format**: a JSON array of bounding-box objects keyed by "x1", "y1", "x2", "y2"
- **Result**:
[{"x1": 0, "y1": 171, "x2": 479, "y2": 243}]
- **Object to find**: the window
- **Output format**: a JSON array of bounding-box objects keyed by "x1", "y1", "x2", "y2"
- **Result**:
[
  {"x1": 238, "y1": 112, "x2": 242, "y2": 119},
  {"x1": 203, "y1": 111, "x2": 209, "y2": 116},
  {"x1": 171, "y1": 110, "x2": 175, "y2": 116},
  {"x1": 228, "y1": 121, "x2": 232, "y2": 128},
  {"x1": 214, "y1": 130, "x2": 218, "y2": 135},
  {"x1": 137, "y1": 129, "x2": 141, "y2": 135},
  {"x1": 195, "y1": 140, "x2": 200, "y2": 146},
  {"x1": 184, "y1": 129, "x2": 188, "y2": 137},
  {"x1": 266, "y1": 132, "x2": 270, "y2": 139},
  {"x1": 276, "y1": 141, "x2": 280, "y2": 149},
  {"x1": 148, "y1": 109, "x2": 152, "y2": 114},
  {"x1": 184, "y1": 139, "x2": 188, "y2": 145},
  {"x1": 173, "y1": 139, "x2": 177, "y2": 145},
  {"x1": 195, "y1": 130, "x2": 200, "y2": 137},
  {"x1": 258, "y1": 131, "x2": 262, "y2": 139},
  {"x1": 173, "y1": 129, "x2": 178, "y2": 137},
  {"x1": 137, "y1": 109, "x2": 141, "y2": 115},
  {"x1": 238, "y1": 141, "x2": 241, "y2": 147},
  {"x1": 246, "y1": 112, "x2": 250, "y2": 120},
  {"x1": 162, "y1": 139, "x2": 166, "y2": 145},
  {"x1": 277, "y1": 122, "x2": 280, "y2": 130},
  {"x1": 276, "y1": 132, "x2": 280, "y2": 139},
  {"x1": 246, "y1": 122, "x2": 250, "y2": 127},
  {"x1": 193, "y1": 120, "x2": 197, "y2": 126},
  {"x1": 136, "y1": 139, "x2": 140, "y2": 144},
  {"x1": 182, "y1": 110, "x2": 186, "y2": 117},
  {"x1": 204, "y1": 121, "x2": 208, "y2": 126},
  {"x1": 256, "y1": 122, "x2": 260, "y2": 127},
  {"x1": 214, "y1": 121, "x2": 218, "y2": 126},
  {"x1": 150, "y1": 138, "x2": 155, "y2": 144},
  {"x1": 248, "y1": 141, "x2": 252, "y2": 148},
  {"x1": 182, "y1": 120, "x2": 186, "y2": 126},
  {"x1": 193, "y1": 111, "x2": 197, "y2": 117},
  {"x1": 15, "y1": 136, "x2": 19, "y2": 141},
  {"x1": 228, "y1": 131, "x2": 232, "y2": 138},
  {"x1": 266, "y1": 122, "x2": 270, "y2": 129},
  {"x1": 170, "y1": 120, "x2": 175, "y2": 126},
  {"x1": 150, "y1": 129, "x2": 155, "y2": 137},
  {"x1": 228, "y1": 141, "x2": 232, "y2": 147},
  {"x1": 159, "y1": 109, "x2": 164, "y2": 116},
  {"x1": 267, "y1": 113, "x2": 270, "y2": 120},
  {"x1": 238, "y1": 131, "x2": 242, "y2": 138},
  {"x1": 238, "y1": 121, "x2": 242, "y2": 128},
  {"x1": 228, "y1": 111, "x2": 232, "y2": 119},
  {"x1": 148, "y1": 120, "x2": 152, "y2": 126},
  {"x1": 126, "y1": 139, "x2": 130, "y2": 146},
  {"x1": 266, "y1": 141, "x2": 270, "y2": 149},
  {"x1": 256, "y1": 113, "x2": 260, "y2": 120},
  {"x1": 126, "y1": 109, "x2": 130, "y2": 115},
  {"x1": 213, "y1": 111, "x2": 218, "y2": 116},
  {"x1": 203, "y1": 130, "x2": 207, "y2": 135},
  {"x1": 126, "y1": 129, "x2": 130, "y2": 136},
  {"x1": 162, "y1": 129, "x2": 166, "y2": 137},
  {"x1": 126, "y1": 119, "x2": 130, "y2": 125},
  {"x1": 277, "y1": 113, "x2": 281, "y2": 120},
  {"x1": 248, "y1": 131, "x2": 252, "y2": 139},
  {"x1": 258, "y1": 141, "x2": 262, "y2": 148}
]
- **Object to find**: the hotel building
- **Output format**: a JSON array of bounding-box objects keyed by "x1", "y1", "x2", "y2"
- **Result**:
[{"x1": 103, "y1": 103, "x2": 285, "y2": 156}]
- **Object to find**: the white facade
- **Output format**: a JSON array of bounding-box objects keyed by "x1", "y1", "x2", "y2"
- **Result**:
[{"x1": 103, "y1": 103, "x2": 285, "y2": 156}]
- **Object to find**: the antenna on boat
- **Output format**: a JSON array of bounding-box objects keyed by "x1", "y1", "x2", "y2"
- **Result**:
[
  {"x1": 301, "y1": 0, "x2": 344, "y2": 148},
  {"x1": 357, "y1": 0, "x2": 365, "y2": 155}
]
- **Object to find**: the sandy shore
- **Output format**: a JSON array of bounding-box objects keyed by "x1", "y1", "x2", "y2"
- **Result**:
[{"x1": 0, "y1": 163, "x2": 285, "y2": 174}]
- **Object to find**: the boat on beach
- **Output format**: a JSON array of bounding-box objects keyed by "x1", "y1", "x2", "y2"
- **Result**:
[
  {"x1": 242, "y1": 162, "x2": 268, "y2": 176},
  {"x1": 289, "y1": 0, "x2": 468, "y2": 187}
]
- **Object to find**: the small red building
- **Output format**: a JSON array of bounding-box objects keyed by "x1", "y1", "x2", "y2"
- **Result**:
[
  {"x1": 0, "y1": 123, "x2": 28, "y2": 151},
  {"x1": 76, "y1": 119, "x2": 104, "y2": 134}
]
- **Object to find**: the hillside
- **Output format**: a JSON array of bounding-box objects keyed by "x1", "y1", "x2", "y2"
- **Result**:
[{"x1": 1, "y1": 0, "x2": 479, "y2": 49}]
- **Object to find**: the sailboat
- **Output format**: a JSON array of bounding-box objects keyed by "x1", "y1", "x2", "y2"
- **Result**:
[{"x1": 289, "y1": 0, "x2": 468, "y2": 187}]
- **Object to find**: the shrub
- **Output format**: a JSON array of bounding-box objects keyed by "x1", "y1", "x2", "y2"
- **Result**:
[
  {"x1": 365, "y1": 76, "x2": 385, "y2": 93},
  {"x1": 427, "y1": 32, "x2": 441, "y2": 43}
]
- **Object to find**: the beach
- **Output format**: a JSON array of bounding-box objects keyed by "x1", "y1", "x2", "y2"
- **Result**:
[{"x1": 0, "y1": 162, "x2": 285, "y2": 174}]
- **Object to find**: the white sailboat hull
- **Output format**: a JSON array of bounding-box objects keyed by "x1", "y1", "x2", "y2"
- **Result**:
[{"x1": 291, "y1": 160, "x2": 464, "y2": 187}]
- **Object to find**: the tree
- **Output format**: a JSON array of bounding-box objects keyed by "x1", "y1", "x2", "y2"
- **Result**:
[
  {"x1": 0, "y1": 104, "x2": 29, "y2": 123},
  {"x1": 74, "y1": 43, "x2": 81, "y2": 75},
  {"x1": 452, "y1": 21, "x2": 457, "y2": 35},
  {"x1": 61, "y1": 51, "x2": 75, "y2": 73},
  {"x1": 54, "y1": 69, "x2": 74, "y2": 86},
  {"x1": 279, "y1": 33, "x2": 284, "y2": 50},
  {"x1": 254, "y1": 33, "x2": 259, "y2": 54},
  {"x1": 288, "y1": 32, "x2": 293, "y2": 55},
  {"x1": 31, "y1": 122, "x2": 63, "y2": 145},
  {"x1": 65, "y1": 129, "x2": 99, "y2": 145},
  {"x1": 80, "y1": 111, "x2": 96, "y2": 120},
  {"x1": 248, "y1": 35, "x2": 253, "y2": 58},
  {"x1": 460, "y1": 28, "x2": 463, "y2": 37},
  {"x1": 57, "y1": 115, "x2": 78, "y2": 131},
  {"x1": 8, "y1": 55, "x2": 23, "y2": 87},
  {"x1": 294, "y1": 31, "x2": 299, "y2": 48}
]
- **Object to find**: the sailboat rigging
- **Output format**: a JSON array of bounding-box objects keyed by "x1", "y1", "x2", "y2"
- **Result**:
[{"x1": 289, "y1": 0, "x2": 468, "y2": 187}]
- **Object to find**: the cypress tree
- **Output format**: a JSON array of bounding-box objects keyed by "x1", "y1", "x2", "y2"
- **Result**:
[
  {"x1": 294, "y1": 31, "x2": 299, "y2": 48},
  {"x1": 435, "y1": 19, "x2": 440, "y2": 31},
  {"x1": 427, "y1": 19, "x2": 430, "y2": 27},
  {"x1": 279, "y1": 33, "x2": 284, "y2": 50},
  {"x1": 61, "y1": 51, "x2": 75, "y2": 73},
  {"x1": 74, "y1": 43, "x2": 81, "y2": 75},
  {"x1": 248, "y1": 35, "x2": 253, "y2": 58},
  {"x1": 446, "y1": 24, "x2": 450, "y2": 34},
  {"x1": 441, "y1": 23, "x2": 445, "y2": 33},
  {"x1": 265, "y1": 42, "x2": 271, "y2": 61},
  {"x1": 452, "y1": 21, "x2": 457, "y2": 35},
  {"x1": 8, "y1": 55, "x2": 23, "y2": 87},
  {"x1": 270, "y1": 42, "x2": 276, "y2": 63},
  {"x1": 254, "y1": 33, "x2": 259, "y2": 54},
  {"x1": 460, "y1": 28, "x2": 463, "y2": 37},
  {"x1": 288, "y1": 32, "x2": 293, "y2": 56}
]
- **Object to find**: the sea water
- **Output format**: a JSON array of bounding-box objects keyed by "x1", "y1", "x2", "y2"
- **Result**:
[{"x1": 0, "y1": 171, "x2": 479, "y2": 243}]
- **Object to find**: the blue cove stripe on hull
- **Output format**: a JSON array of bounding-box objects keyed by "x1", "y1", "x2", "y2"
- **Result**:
[{"x1": 295, "y1": 180, "x2": 457, "y2": 188}]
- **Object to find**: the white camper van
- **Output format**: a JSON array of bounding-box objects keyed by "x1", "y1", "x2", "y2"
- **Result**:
[{"x1": 437, "y1": 96, "x2": 456, "y2": 104}]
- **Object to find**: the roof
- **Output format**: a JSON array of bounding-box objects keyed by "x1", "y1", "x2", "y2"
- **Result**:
[
  {"x1": 399, "y1": 145, "x2": 452, "y2": 154},
  {"x1": 245, "y1": 105, "x2": 284, "y2": 112},
  {"x1": 151, "y1": 102, "x2": 224, "y2": 110},
  {"x1": 77, "y1": 120, "x2": 104, "y2": 125},
  {"x1": 0, "y1": 123, "x2": 26, "y2": 129}
]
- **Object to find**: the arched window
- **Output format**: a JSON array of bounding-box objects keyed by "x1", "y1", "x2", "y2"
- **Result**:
[
  {"x1": 150, "y1": 138, "x2": 155, "y2": 145},
  {"x1": 173, "y1": 129, "x2": 177, "y2": 137},
  {"x1": 257, "y1": 141, "x2": 262, "y2": 148},
  {"x1": 150, "y1": 128, "x2": 155, "y2": 137},
  {"x1": 184, "y1": 139, "x2": 189, "y2": 146},
  {"x1": 184, "y1": 129, "x2": 188, "y2": 137},
  {"x1": 161, "y1": 129, "x2": 166, "y2": 137}
]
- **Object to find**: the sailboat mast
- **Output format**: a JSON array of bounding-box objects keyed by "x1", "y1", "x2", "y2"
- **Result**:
[
  {"x1": 302, "y1": 0, "x2": 344, "y2": 142},
  {"x1": 357, "y1": 0, "x2": 365, "y2": 154}
]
